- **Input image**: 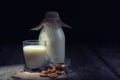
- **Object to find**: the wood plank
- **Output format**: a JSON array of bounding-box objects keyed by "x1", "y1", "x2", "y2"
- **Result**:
[
  {"x1": 0, "y1": 65, "x2": 78, "y2": 80},
  {"x1": 0, "y1": 45, "x2": 120, "y2": 80},
  {"x1": 66, "y1": 45, "x2": 120, "y2": 80},
  {"x1": 92, "y1": 46, "x2": 120, "y2": 77},
  {"x1": 0, "y1": 44, "x2": 24, "y2": 66}
]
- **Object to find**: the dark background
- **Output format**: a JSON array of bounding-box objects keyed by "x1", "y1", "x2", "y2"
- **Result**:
[{"x1": 0, "y1": 0, "x2": 111, "y2": 46}]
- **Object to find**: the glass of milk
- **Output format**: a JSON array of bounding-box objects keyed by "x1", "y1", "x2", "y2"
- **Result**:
[{"x1": 23, "y1": 40, "x2": 47, "y2": 71}]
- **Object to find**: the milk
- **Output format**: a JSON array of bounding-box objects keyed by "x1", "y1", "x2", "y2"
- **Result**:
[
  {"x1": 23, "y1": 45, "x2": 46, "y2": 69},
  {"x1": 39, "y1": 26, "x2": 65, "y2": 64}
]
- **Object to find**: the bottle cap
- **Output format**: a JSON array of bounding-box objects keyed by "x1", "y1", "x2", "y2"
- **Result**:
[
  {"x1": 30, "y1": 11, "x2": 71, "y2": 30},
  {"x1": 45, "y1": 11, "x2": 60, "y2": 20}
]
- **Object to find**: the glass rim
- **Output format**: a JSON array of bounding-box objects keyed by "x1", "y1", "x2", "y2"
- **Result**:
[{"x1": 23, "y1": 40, "x2": 46, "y2": 44}]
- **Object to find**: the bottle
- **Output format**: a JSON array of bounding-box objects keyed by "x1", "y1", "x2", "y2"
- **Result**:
[{"x1": 31, "y1": 11, "x2": 71, "y2": 64}]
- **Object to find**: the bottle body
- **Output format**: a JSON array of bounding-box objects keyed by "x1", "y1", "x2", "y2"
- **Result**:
[{"x1": 39, "y1": 26, "x2": 65, "y2": 64}]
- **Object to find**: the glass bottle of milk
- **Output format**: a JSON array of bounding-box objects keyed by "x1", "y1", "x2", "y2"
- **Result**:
[{"x1": 31, "y1": 11, "x2": 71, "y2": 64}]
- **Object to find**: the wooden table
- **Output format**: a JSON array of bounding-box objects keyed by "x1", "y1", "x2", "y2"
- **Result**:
[{"x1": 0, "y1": 44, "x2": 120, "y2": 80}]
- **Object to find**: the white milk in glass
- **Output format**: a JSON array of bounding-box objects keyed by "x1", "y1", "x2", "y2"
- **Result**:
[{"x1": 23, "y1": 45, "x2": 46, "y2": 69}]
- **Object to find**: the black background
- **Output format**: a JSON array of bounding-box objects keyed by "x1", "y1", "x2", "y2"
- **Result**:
[{"x1": 0, "y1": 0, "x2": 111, "y2": 45}]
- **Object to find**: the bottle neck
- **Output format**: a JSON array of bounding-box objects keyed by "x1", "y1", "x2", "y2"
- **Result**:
[{"x1": 44, "y1": 21, "x2": 60, "y2": 29}]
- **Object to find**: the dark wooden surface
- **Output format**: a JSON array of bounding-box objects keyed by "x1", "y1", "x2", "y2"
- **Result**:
[
  {"x1": 0, "y1": 44, "x2": 120, "y2": 80},
  {"x1": 92, "y1": 45, "x2": 120, "y2": 78}
]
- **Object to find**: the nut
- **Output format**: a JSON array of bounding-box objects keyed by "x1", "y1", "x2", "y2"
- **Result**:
[
  {"x1": 56, "y1": 70, "x2": 66, "y2": 75},
  {"x1": 41, "y1": 71, "x2": 48, "y2": 74},
  {"x1": 62, "y1": 64, "x2": 66, "y2": 68},
  {"x1": 39, "y1": 64, "x2": 68, "y2": 78},
  {"x1": 54, "y1": 64, "x2": 63, "y2": 71},
  {"x1": 40, "y1": 73, "x2": 47, "y2": 77},
  {"x1": 61, "y1": 71, "x2": 66, "y2": 74},
  {"x1": 51, "y1": 68, "x2": 56, "y2": 73},
  {"x1": 46, "y1": 69, "x2": 52, "y2": 74},
  {"x1": 56, "y1": 70, "x2": 62, "y2": 75},
  {"x1": 48, "y1": 73, "x2": 58, "y2": 78}
]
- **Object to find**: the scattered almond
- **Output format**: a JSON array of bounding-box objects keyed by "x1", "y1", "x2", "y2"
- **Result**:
[
  {"x1": 48, "y1": 73, "x2": 58, "y2": 78},
  {"x1": 39, "y1": 64, "x2": 67, "y2": 78},
  {"x1": 46, "y1": 69, "x2": 52, "y2": 74},
  {"x1": 61, "y1": 71, "x2": 66, "y2": 74},
  {"x1": 54, "y1": 64, "x2": 63, "y2": 71},
  {"x1": 51, "y1": 68, "x2": 56, "y2": 73},
  {"x1": 55, "y1": 70, "x2": 62, "y2": 75},
  {"x1": 40, "y1": 73, "x2": 47, "y2": 77},
  {"x1": 41, "y1": 71, "x2": 47, "y2": 74}
]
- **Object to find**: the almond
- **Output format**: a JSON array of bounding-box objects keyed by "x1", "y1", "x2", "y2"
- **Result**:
[
  {"x1": 41, "y1": 71, "x2": 47, "y2": 74},
  {"x1": 54, "y1": 64, "x2": 63, "y2": 71},
  {"x1": 50, "y1": 68, "x2": 56, "y2": 73},
  {"x1": 61, "y1": 71, "x2": 66, "y2": 74},
  {"x1": 40, "y1": 73, "x2": 47, "y2": 77},
  {"x1": 56, "y1": 70, "x2": 62, "y2": 75},
  {"x1": 48, "y1": 73, "x2": 58, "y2": 78},
  {"x1": 46, "y1": 69, "x2": 52, "y2": 74}
]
